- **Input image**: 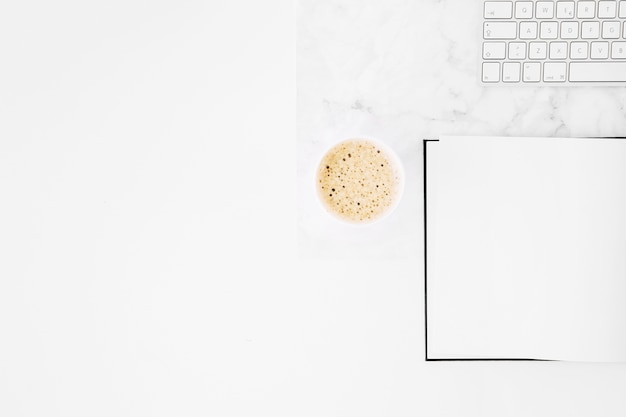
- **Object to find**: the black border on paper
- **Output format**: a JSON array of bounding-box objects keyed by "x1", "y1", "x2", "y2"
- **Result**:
[
  {"x1": 423, "y1": 139, "x2": 437, "y2": 361},
  {"x1": 424, "y1": 138, "x2": 548, "y2": 361},
  {"x1": 421, "y1": 138, "x2": 626, "y2": 361}
]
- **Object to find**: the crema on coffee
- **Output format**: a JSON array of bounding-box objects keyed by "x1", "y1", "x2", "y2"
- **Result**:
[{"x1": 316, "y1": 139, "x2": 402, "y2": 224}]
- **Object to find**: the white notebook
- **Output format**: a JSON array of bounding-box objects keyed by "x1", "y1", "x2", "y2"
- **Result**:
[{"x1": 425, "y1": 136, "x2": 626, "y2": 362}]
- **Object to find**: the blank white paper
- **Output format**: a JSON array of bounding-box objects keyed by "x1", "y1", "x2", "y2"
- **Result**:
[{"x1": 427, "y1": 136, "x2": 626, "y2": 361}]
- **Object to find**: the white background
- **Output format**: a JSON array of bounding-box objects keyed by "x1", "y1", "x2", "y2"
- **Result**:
[{"x1": 1, "y1": 0, "x2": 626, "y2": 416}]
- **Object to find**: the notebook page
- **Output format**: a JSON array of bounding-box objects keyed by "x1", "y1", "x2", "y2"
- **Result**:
[{"x1": 427, "y1": 136, "x2": 626, "y2": 361}]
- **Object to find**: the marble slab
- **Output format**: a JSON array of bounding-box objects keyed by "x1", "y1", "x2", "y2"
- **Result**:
[{"x1": 297, "y1": 0, "x2": 626, "y2": 259}]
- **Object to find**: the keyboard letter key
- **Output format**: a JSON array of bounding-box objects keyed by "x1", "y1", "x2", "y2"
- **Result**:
[
  {"x1": 549, "y1": 42, "x2": 568, "y2": 59},
  {"x1": 598, "y1": 1, "x2": 617, "y2": 18},
  {"x1": 540, "y1": 21, "x2": 558, "y2": 39},
  {"x1": 529, "y1": 41, "x2": 548, "y2": 59},
  {"x1": 581, "y1": 21, "x2": 600, "y2": 39},
  {"x1": 577, "y1": 1, "x2": 596, "y2": 18},
  {"x1": 482, "y1": 62, "x2": 501, "y2": 82},
  {"x1": 591, "y1": 41, "x2": 610, "y2": 59},
  {"x1": 620, "y1": 1, "x2": 626, "y2": 18},
  {"x1": 569, "y1": 62, "x2": 626, "y2": 81},
  {"x1": 611, "y1": 42, "x2": 626, "y2": 59},
  {"x1": 602, "y1": 21, "x2": 621, "y2": 39},
  {"x1": 570, "y1": 42, "x2": 589, "y2": 59},
  {"x1": 561, "y1": 21, "x2": 579, "y2": 39},
  {"x1": 536, "y1": 1, "x2": 554, "y2": 18},
  {"x1": 556, "y1": 1, "x2": 575, "y2": 18},
  {"x1": 515, "y1": 1, "x2": 533, "y2": 18},
  {"x1": 520, "y1": 21, "x2": 538, "y2": 39}
]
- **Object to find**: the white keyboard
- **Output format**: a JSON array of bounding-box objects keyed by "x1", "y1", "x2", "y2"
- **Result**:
[{"x1": 481, "y1": 0, "x2": 626, "y2": 85}]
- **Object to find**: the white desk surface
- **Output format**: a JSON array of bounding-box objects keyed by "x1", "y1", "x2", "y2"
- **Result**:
[
  {"x1": 1, "y1": 0, "x2": 626, "y2": 416},
  {"x1": 297, "y1": 0, "x2": 626, "y2": 416}
]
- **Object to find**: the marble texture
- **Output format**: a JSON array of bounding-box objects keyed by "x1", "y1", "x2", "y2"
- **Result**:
[{"x1": 297, "y1": 0, "x2": 626, "y2": 259}]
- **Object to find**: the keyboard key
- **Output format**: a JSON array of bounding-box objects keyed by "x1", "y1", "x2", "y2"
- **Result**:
[
  {"x1": 569, "y1": 62, "x2": 626, "y2": 81},
  {"x1": 540, "y1": 21, "x2": 558, "y2": 39},
  {"x1": 612, "y1": 42, "x2": 626, "y2": 58},
  {"x1": 529, "y1": 41, "x2": 548, "y2": 59},
  {"x1": 523, "y1": 62, "x2": 541, "y2": 81},
  {"x1": 544, "y1": 62, "x2": 567, "y2": 81},
  {"x1": 482, "y1": 62, "x2": 501, "y2": 82},
  {"x1": 550, "y1": 42, "x2": 568, "y2": 59},
  {"x1": 484, "y1": 22, "x2": 517, "y2": 39},
  {"x1": 581, "y1": 21, "x2": 601, "y2": 39},
  {"x1": 591, "y1": 41, "x2": 611, "y2": 58},
  {"x1": 577, "y1": 1, "x2": 596, "y2": 18},
  {"x1": 598, "y1": 1, "x2": 617, "y2": 18},
  {"x1": 536, "y1": 2, "x2": 554, "y2": 18},
  {"x1": 570, "y1": 42, "x2": 589, "y2": 59},
  {"x1": 483, "y1": 42, "x2": 506, "y2": 59},
  {"x1": 556, "y1": 2, "x2": 575, "y2": 19},
  {"x1": 508, "y1": 42, "x2": 527, "y2": 59},
  {"x1": 502, "y1": 62, "x2": 521, "y2": 82},
  {"x1": 484, "y1": 1, "x2": 513, "y2": 18},
  {"x1": 515, "y1": 1, "x2": 534, "y2": 19},
  {"x1": 561, "y1": 21, "x2": 579, "y2": 39},
  {"x1": 602, "y1": 21, "x2": 621, "y2": 38},
  {"x1": 520, "y1": 21, "x2": 538, "y2": 39},
  {"x1": 620, "y1": 1, "x2": 626, "y2": 18}
]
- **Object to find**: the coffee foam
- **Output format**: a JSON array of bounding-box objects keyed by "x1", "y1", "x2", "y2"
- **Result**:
[{"x1": 316, "y1": 139, "x2": 402, "y2": 224}]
